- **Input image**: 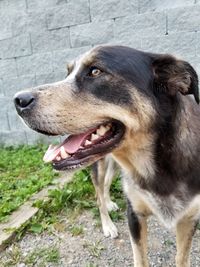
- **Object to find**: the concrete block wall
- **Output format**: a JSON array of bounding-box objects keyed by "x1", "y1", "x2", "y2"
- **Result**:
[{"x1": 0, "y1": 0, "x2": 199, "y2": 145}]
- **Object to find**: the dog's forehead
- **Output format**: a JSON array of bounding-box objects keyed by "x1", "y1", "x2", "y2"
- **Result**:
[
  {"x1": 66, "y1": 48, "x2": 101, "y2": 81},
  {"x1": 76, "y1": 48, "x2": 99, "y2": 67}
]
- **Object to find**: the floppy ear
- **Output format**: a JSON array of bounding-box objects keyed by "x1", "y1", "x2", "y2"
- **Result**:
[{"x1": 152, "y1": 55, "x2": 199, "y2": 104}]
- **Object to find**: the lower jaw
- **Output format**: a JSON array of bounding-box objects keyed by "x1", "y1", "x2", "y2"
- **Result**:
[{"x1": 52, "y1": 154, "x2": 103, "y2": 171}]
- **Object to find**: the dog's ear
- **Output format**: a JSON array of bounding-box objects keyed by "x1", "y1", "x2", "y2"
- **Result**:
[{"x1": 152, "y1": 55, "x2": 199, "y2": 104}]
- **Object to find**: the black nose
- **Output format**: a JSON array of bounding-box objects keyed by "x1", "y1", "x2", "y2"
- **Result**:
[{"x1": 14, "y1": 91, "x2": 35, "y2": 113}]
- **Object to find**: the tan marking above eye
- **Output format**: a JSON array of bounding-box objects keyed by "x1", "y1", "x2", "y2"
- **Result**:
[
  {"x1": 66, "y1": 62, "x2": 74, "y2": 74},
  {"x1": 90, "y1": 68, "x2": 102, "y2": 77}
]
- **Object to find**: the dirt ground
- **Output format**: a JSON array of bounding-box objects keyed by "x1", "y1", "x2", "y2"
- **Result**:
[{"x1": 1, "y1": 210, "x2": 200, "y2": 267}]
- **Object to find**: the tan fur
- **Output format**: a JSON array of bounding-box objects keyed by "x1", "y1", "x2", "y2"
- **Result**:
[
  {"x1": 130, "y1": 216, "x2": 149, "y2": 267},
  {"x1": 91, "y1": 156, "x2": 119, "y2": 238}
]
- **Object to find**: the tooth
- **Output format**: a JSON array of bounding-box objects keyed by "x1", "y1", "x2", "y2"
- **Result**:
[
  {"x1": 56, "y1": 156, "x2": 61, "y2": 161},
  {"x1": 91, "y1": 134, "x2": 99, "y2": 141},
  {"x1": 105, "y1": 124, "x2": 111, "y2": 130},
  {"x1": 85, "y1": 140, "x2": 92, "y2": 146},
  {"x1": 60, "y1": 146, "x2": 70, "y2": 159},
  {"x1": 96, "y1": 125, "x2": 107, "y2": 136}
]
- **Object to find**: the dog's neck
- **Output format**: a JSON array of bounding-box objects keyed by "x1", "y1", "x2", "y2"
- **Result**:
[
  {"x1": 112, "y1": 131, "x2": 156, "y2": 180},
  {"x1": 113, "y1": 95, "x2": 200, "y2": 190}
]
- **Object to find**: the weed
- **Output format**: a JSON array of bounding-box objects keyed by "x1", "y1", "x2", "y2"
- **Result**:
[
  {"x1": 24, "y1": 246, "x2": 60, "y2": 265},
  {"x1": 0, "y1": 245, "x2": 60, "y2": 267},
  {"x1": 85, "y1": 263, "x2": 98, "y2": 267},
  {"x1": 164, "y1": 239, "x2": 174, "y2": 246},
  {"x1": 83, "y1": 240, "x2": 105, "y2": 258},
  {"x1": 1, "y1": 245, "x2": 21, "y2": 266},
  {"x1": 68, "y1": 224, "x2": 84, "y2": 236}
]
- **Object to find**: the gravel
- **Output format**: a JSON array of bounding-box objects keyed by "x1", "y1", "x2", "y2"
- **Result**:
[{"x1": 1, "y1": 211, "x2": 200, "y2": 266}]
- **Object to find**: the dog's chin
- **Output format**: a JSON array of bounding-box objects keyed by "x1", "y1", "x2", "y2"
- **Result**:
[{"x1": 40, "y1": 120, "x2": 125, "y2": 171}]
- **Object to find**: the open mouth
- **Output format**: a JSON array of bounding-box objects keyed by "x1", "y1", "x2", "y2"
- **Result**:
[{"x1": 43, "y1": 120, "x2": 125, "y2": 171}]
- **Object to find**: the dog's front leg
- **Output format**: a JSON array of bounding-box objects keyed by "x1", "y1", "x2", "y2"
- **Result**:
[
  {"x1": 91, "y1": 159, "x2": 118, "y2": 238},
  {"x1": 127, "y1": 200, "x2": 149, "y2": 267},
  {"x1": 175, "y1": 217, "x2": 197, "y2": 267}
]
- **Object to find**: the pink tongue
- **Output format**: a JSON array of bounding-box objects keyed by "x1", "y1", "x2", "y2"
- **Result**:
[
  {"x1": 43, "y1": 131, "x2": 93, "y2": 163},
  {"x1": 62, "y1": 133, "x2": 88, "y2": 154}
]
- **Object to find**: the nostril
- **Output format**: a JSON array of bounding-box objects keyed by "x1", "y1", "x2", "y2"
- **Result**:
[{"x1": 14, "y1": 92, "x2": 35, "y2": 109}]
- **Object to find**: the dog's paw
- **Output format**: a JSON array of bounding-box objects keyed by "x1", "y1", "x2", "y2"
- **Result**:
[
  {"x1": 106, "y1": 200, "x2": 119, "y2": 212},
  {"x1": 102, "y1": 220, "x2": 118, "y2": 239}
]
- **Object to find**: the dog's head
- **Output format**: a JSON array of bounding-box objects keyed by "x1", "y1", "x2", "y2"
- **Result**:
[{"x1": 14, "y1": 45, "x2": 199, "y2": 171}]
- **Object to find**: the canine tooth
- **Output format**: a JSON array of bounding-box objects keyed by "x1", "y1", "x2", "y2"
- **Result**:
[
  {"x1": 85, "y1": 140, "x2": 92, "y2": 146},
  {"x1": 56, "y1": 156, "x2": 61, "y2": 161},
  {"x1": 96, "y1": 125, "x2": 107, "y2": 136},
  {"x1": 60, "y1": 146, "x2": 70, "y2": 159},
  {"x1": 91, "y1": 134, "x2": 99, "y2": 141}
]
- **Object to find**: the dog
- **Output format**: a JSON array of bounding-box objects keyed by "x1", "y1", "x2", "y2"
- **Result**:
[
  {"x1": 14, "y1": 45, "x2": 200, "y2": 267},
  {"x1": 91, "y1": 155, "x2": 119, "y2": 238}
]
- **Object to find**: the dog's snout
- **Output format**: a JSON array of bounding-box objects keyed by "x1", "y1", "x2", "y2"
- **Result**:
[{"x1": 14, "y1": 91, "x2": 35, "y2": 112}]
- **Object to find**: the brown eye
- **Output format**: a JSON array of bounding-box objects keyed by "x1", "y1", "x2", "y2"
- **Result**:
[{"x1": 90, "y1": 67, "x2": 102, "y2": 77}]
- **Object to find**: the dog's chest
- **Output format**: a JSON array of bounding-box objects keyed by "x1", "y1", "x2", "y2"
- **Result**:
[{"x1": 123, "y1": 175, "x2": 199, "y2": 229}]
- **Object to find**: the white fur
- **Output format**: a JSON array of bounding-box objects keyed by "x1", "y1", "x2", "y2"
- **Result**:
[{"x1": 123, "y1": 174, "x2": 200, "y2": 230}]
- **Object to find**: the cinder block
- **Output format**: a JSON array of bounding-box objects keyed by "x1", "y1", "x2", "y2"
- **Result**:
[
  {"x1": 141, "y1": 32, "x2": 196, "y2": 60},
  {"x1": 70, "y1": 20, "x2": 114, "y2": 48},
  {"x1": 52, "y1": 46, "x2": 91, "y2": 73},
  {"x1": 0, "y1": 130, "x2": 27, "y2": 146},
  {"x1": 31, "y1": 28, "x2": 70, "y2": 53},
  {"x1": 0, "y1": 14, "x2": 12, "y2": 40},
  {"x1": 0, "y1": 96, "x2": 14, "y2": 112},
  {"x1": 0, "y1": 113, "x2": 9, "y2": 131},
  {"x1": 25, "y1": 129, "x2": 50, "y2": 145},
  {"x1": 114, "y1": 12, "x2": 167, "y2": 45},
  {"x1": 35, "y1": 72, "x2": 67, "y2": 86},
  {"x1": 0, "y1": 59, "x2": 17, "y2": 79},
  {"x1": 90, "y1": 0, "x2": 138, "y2": 21},
  {"x1": 106, "y1": 38, "x2": 142, "y2": 50},
  {"x1": 168, "y1": 5, "x2": 200, "y2": 33},
  {"x1": 195, "y1": 33, "x2": 200, "y2": 58},
  {"x1": 190, "y1": 54, "x2": 200, "y2": 74},
  {"x1": 7, "y1": 111, "x2": 27, "y2": 131},
  {"x1": 16, "y1": 53, "x2": 53, "y2": 76},
  {"x1": 46, "y1": 0, "x2": 90, "y2": 29},
  {"x1": 27, "y1": 0, "x2": 68, "y2": 10},
  {"x1": 0, "y1": 0, "x2": 26, "y2": 13},
  {"x1": 139, "y1": 0, "x2": 193, "y2": 13},
  {"x1": 0, "y1": 34, "x2": 32, "y2": 59},
  {"x1": 3, "y1": 75, "x2": 36, "y2": 97},
  {"x1": 12, "y1": 11, "x2": 47, "y2": 37},
  {"x1": 0, "y1": 79, "x2": 4, "y2": 96}
]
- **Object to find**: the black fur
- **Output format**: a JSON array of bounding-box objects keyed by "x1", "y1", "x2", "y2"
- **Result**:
[
  {"x1": 75, "y1": 46, "x2": 156, "y2": 105},
  {"x1": 127, "y1": 199, "x2": 141, "y2": 242},
  {"x1": 91, "y1": 162, "x2": 98, "y2": 186}
]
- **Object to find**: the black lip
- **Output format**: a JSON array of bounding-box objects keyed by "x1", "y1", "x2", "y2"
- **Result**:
[{"x1": 52, "y1": 120, "x2": 125, "y2": 171}]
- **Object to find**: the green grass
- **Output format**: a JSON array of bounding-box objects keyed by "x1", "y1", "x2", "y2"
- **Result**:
[
  {"x1": 0, "y1": 145, "x2": 125, "y2": 236},
  {"x1": 0, "y1": 145, "x2": 58, "y2": 222},
  {"x1": 29, "y1": 168, "x2": 97, "y2": 233},
  {"x1": 0, "y1": 145, "x2": 125, "y2": 266},
  {"x1": 28, "y1": 167, "x2": 125, "y2": 234}
]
